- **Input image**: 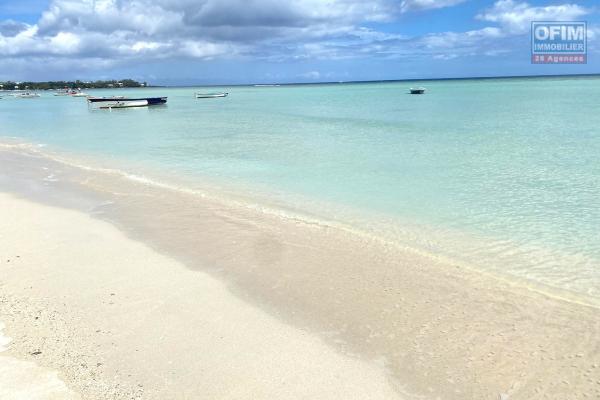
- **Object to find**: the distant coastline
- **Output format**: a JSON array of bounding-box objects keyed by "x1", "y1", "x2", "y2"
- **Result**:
[
  {"x1": 0, "y1": 79, "x2": 149, "y2": 91},
  {"x1": 1, "y1": 73, "x2": 599, "y2": 91}
]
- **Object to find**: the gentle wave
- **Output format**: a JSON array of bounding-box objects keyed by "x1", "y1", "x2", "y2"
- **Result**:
[{"x1": 2, "y1": 139, "x2": 599, "y2": 309}]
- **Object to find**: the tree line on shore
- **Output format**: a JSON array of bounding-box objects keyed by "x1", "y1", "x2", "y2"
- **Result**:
[{"x1": 0, "y1": 79, "x2": 148, "y2": 90}]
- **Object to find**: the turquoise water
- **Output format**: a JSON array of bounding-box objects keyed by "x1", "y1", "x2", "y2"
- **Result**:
[{"x1": 1, "y1": 78, "x2": 600, "y2": 303}]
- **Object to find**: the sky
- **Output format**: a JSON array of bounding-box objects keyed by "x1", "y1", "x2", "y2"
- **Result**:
[{"x1": 0, "y1": 0, "x2": 598, "y2": 85}]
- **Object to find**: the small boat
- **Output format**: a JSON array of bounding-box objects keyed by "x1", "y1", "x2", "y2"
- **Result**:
[
  {"x1": 54, "y1": 89, "x2": 88, "y2": 97},
  {"x1": 195, "y1": 92, "x2": 228, "y2": 98},
  {"x1": 14, "y1": 92, "x2": 41, "y2": 98},
  {"x1": 54, "y1": 89, "x2": 74, "y2": 96},
  {"x1": 409, "y1": 87, "x2": 426, "y2": 94},
  {"x1": 87, "y1": 96, "x2": 167, "y2": 109}
]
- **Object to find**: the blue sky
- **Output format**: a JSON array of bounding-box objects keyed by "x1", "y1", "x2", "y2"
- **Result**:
[{"x1": 0, "y1": 0, "x2": 598, "y2": 84}]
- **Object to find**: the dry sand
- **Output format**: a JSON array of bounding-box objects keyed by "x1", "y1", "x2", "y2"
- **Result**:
[{"x1": 0, "y1": 193, "x2": 404, "y2": 399}]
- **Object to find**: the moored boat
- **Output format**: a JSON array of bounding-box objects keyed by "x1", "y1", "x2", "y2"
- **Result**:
[
  {"x1": 195, "y1": 92, "x2": 228, "y2": 98},
  {"x1": 54, "y1": 90, "x2": 71, "y2": 96},
  {"x1": 409, "y1": 87, "x2": 426, "y2": 94},
  {"x1": 87, "y1": 96, "x2": 167, "y2": 109},
  {"x1": 54, "y1": 89, "x2": 87, "y2": 96},
  {"x1": 14, "y1": 92, "x2": 41, "y2": 98}
]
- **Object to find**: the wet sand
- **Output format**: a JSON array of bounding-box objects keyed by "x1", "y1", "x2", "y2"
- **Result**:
[
  {"x1": 0, "y1": 192, "x2": 404, "y2": 399},
  {"x1": 1, "y1": 145, "x2": 600, "y2": 399}
]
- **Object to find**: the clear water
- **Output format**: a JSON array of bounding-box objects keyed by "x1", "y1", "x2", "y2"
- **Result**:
[{"x1": 1, "y1": 77, "x2": 599, "y2": 304}]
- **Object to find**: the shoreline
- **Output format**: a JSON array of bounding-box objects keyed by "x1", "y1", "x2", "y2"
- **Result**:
[
  {"x1": 1, "y1": 145, "x2": 600, "y2": 398},
  {"x1": 2, "y1": 140, "x2": 599, "y2": 310}
]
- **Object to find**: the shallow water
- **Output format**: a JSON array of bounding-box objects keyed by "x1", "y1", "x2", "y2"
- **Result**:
[{"x1": 1, "y1": 77, "x2": 599, "y2": 304}]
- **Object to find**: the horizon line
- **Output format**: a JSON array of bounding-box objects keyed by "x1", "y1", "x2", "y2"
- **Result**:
[
  {"x1": 150, "y1": 72, "x2": 600, "y2": 87},
  {"x1": 2, "y1": 72, "x2": 599, "y2": 89}
]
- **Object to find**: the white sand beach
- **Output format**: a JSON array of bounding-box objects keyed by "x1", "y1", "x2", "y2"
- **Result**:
[
  {"x1": 0, "y1": 193, "x2": 404, "y2": 399},
  {"x1": 0, "y1": 147, "x2": 599, "y2": 400},
  {"x1": 2, "y1": 0, "x2": 600, "y2": 397}
]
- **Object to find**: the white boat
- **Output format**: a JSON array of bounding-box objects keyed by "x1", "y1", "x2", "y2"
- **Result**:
[
  {"x1": 87, "y1": 96, "x2": 167, "y2": 109},
  {"x1": 14, "y1": 92, "x2": 41, "y2": 98},
  {"x1": 195, "y1": 92, "x2": 228, "y2": 98},
  {"x1": 409, "y1": 87, "x2": 426, "y2": 94},
  {"x1": 54, "y1": 89, "x2": 72, "y2": 96},
  {"x1": 54, "y1": 89, "x2": 88, "y2": 97}
]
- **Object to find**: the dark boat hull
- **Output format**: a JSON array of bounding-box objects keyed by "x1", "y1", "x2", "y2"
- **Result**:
[{"x1": 88, "y1": 96, "x2": 167, "y2": 104}]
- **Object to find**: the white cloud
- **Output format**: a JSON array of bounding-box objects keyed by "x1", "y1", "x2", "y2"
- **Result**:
[
  {"x1": 0, "y1": 0, "x2": 472, "y2": 67},
  {"x1": 416, "y1": 1, "x2": 592, "y2": 61},
  {"x1": 422, "y1": 27, "x2": 502, "y2": 49},
  {"x1": 180, "y1": 40, "x2": 238, "y2": 58},
  {"x1": 130, "y1": 41, "x2": 162, "y2": 53},
  {"x1": 477, "y1": 0, "x2": 589, "y2": 34},
  {"x1": 49, "y1": 31, "x2": 81, "y2": 53},
  {"x1": 3, "y1": 0, "x2": 591, "y2": 77}
]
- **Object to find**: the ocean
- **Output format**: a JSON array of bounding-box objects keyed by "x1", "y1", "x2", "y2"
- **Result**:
[{"x1": 1, "y1": 77, "x2": 599, "y2": 306}]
